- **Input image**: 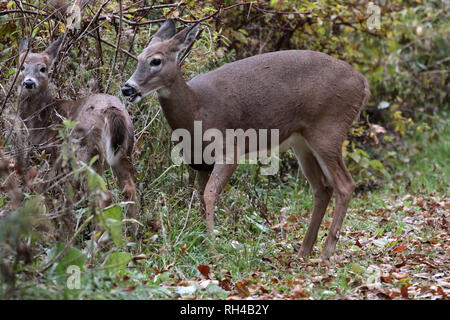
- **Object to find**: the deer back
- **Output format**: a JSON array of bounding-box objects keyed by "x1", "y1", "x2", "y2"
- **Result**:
[{"x1": 186, "y1": 50, "x2": 367, "y2": 141}]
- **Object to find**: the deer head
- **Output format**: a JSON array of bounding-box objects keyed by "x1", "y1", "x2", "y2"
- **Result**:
[
  {"x1": 17, "y1": 37, "x2": 63, "y2": 98},
  {"x1": 122, "y1": 19, "x2": 199, "y2": 103}
]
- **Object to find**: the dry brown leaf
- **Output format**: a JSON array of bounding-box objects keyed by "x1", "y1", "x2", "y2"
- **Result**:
[
  {"x1": 292, "y1": 286, "x2": 309, "y2": 299},
  {"x1": 401, "y1": 285, "x2": 409, "y2": 299},
  {"x1": 122, "y1": 285, "x2": 136, "y2": 292},
  {"x1": 197, "y1": 265, "x2": 210, "y2": 278},
  {"x1": 391, "y1": 245, "x2": 407, "y2": 254}
]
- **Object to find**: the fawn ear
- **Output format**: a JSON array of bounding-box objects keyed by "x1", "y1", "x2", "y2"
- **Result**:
[
  {"x1": 150, "y1": 19, "x2": 176, "y2": 44},
  {"x1": 43, "y1": 36, "x2": 63, "y2": 63},
  {"x1": 19, "y1": 37, "x2": 29, "y2": 56},
  {"x1": 169, "y1": 23, "x2": 199, "y2": 57}
]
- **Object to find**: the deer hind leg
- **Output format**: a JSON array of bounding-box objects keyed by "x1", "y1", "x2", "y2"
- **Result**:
[
  {"x1": 197, "y1": 170, "x2": 211, "y2": 210},
  {"x1": 304, "y1": 133, "x2": 355, "y2": 259},
  {"x1": 203, "y1": 163, "x2": 237, "y2": 237},
  {"x1": 112, "y1": 157, "x2": 138, "y2": 236},
  {"x1": 290, "y1": 134, "x2": 333, "y2": 257}
]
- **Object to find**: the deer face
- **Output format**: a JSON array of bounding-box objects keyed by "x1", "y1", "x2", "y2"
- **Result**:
[
  {"x1": 122, "y1": 19, "x2": 198, "y2": 103},
  {"x1": 17, "y1": 37, "x2": 62, "y2": 97},
  {"x1": 18, "y1": 53, "x2": 50, "y2": 95}
]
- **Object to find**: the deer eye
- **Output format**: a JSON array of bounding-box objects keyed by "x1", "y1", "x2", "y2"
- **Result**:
[
  {"x1": 20, "y1": 66, "x2": 25, "y2": 71},
  {"x1": 150, "y1": 58, "x2": 161, "y2": 66},
  {"x1": 40, "y1": 66, "x2": 46, "y2": 73}
]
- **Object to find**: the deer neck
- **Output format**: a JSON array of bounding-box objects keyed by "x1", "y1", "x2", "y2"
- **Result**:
[
  {"x1": 18, "y1": 88, "x2": 57, "y2": 128},
  {"x1": 157, "y1": 70, "x2": 197, "y2": 131}
]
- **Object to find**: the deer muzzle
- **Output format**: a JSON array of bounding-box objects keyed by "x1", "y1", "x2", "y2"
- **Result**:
[
  {"x1": 121, "y1": 84, "x2": 142, "y2": 103},
  {"x1": 23, "y1": 78, "x2": 36, "y2": 90},
  {"x1": 121, "y1": 84, "x2": 136, "y2": 96}
]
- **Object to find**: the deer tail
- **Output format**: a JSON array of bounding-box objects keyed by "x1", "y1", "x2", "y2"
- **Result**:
[
  {"x1": 356, "y1": 75, "x2": 371, "y2": 122},
  {"x1": 103, "y1": 106, "x2": 127, "y2": 167}
]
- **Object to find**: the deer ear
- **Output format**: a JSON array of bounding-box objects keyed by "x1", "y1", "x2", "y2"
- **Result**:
[
  {"x1": 170, "y1": 23, "x2": 199, "y2": 55},
  {"x1": 43, "y1": 36, "x2": 63, "y2": 62},
  {"x1": 19, "y1": 37, "x2": 29, "y2": 55},
  {"x1": 150, "y1": 19, "x2": 176, "y2": 44}
]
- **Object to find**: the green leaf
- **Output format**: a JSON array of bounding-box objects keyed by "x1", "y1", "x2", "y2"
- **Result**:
[
  {"x1": 348, "y1": 151, "x2": 361, "y2": 163},
  {"x1": 104, "y1": 252, "x2": 131, "y2": 276},
  {"x1": 101, "y1": 205, "x2": 123, "y2": 247},
  {"x1": 351, "y1": 262, "x2": 364, "y2": 274},
  {"x1": 87, "y1": 168, "x2": 107, "y2": 192}
]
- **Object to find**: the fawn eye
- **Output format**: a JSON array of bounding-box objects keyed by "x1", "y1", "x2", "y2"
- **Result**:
[
  {"x1": 20, "y1": 66, "x2": 25, "y2": 71},
  {"x1": 40, "y1": 66, "x2": 46, "y2": 73},
  {"x1": 150, "y1": 58, "x2": 161, "y2": 66}
]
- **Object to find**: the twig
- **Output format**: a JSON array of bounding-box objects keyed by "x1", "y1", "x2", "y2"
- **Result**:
[
  {"x1": 87, "y1": 34, "x2": 137, "y2": 61},
  {"x1": 101, "y1": 1, "x2": 258, "y2": 26},
  {"x1": 174, "y1": 190, "x2": 195, "y2": 246},
  {"x1": 135, "y1": 108, "x2": 161, "y2": 143},
  {"x1": 0, "y1": 8, "x2": 48, "y2": 16},
  {"x1": 118, "y1": 2, "x2": 183, "y2": 15},
  {"x1": 105, "y1": 0, "x2": 122, "y2": 93},
  {"x1": 0, "y1": 48, "x2": 30, "y2": 117}
]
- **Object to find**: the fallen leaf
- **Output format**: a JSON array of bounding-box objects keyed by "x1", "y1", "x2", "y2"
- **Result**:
[
  {"x1": 391, "y1": 245, "x2": 407, "y2": 254},
  {"x1": 270, "y1": 222, "x2": 286, "y2": 230},
  {"x1": 380, "y1": 276, "x2": 393, "y2": 283},
  {"x1": 371, "y1": 124, "x2": 387, "y2": 133},
  {"x1": 122, "y1": 285, "x2": 136, "y2": 291},
  {"x1": 197, "y1": 265, "x2": 210, "y2": 278},
  {"x1": 235, "y1": 281, "x2": 250, "y2": 297},
  {"x1": 401, "y1": 285, "x2": 409, "y2": 299},
  {"x1": 292, "y1": 286, "x2": 309, "y2": 298},
  {"x1": 392, "y1": 272, "x2": 408, "y2": 279},
  {"x1": 179, "y1": 243, "x2": 187, "y2": 255},
  {"x1": 437, "y1": 287, "x2": 447, "y2": 299},
  {"x1": 219, "y1": 279, "x2": 232, "y2": 291}
]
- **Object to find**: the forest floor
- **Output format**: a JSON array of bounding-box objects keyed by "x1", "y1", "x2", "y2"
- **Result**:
[{"x1": 2, "y1": 116, "x2": 449, "y2": 300}]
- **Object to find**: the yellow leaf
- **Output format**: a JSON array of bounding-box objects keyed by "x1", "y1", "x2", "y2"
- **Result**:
[
  {"x1": 304, "y1": 24, "x2": 314, "y2": 35},
  {"x1": 7, "y1": 1, "x2": 15, "y2": 9},
  {"x1": 59, "y1": 23, "x2": 66, "y2": 33}
]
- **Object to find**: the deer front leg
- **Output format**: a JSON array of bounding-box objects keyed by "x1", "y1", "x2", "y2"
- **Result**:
[{"x1": 203, "y1": 163, "x2": 237, "y2": 237}]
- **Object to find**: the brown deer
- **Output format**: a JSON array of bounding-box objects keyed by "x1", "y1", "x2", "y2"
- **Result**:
[
  {"x1": 16, "y1": 37, "x2": 138, "y2": 234},
  {"x1": 122, "y1": 20, "x2": 370, "y2": 259}
]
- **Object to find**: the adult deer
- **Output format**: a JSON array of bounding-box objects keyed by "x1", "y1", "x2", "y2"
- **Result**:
[
  {"x1": 16, "y1": 37, "x2": 138, "y2": 234},
  {"x1": 122, "y1": 20, "x2": 370, "y2": 259}
]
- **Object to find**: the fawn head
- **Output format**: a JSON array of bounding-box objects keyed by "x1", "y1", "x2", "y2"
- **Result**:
[
  {"x1": 122, "y1": 19, "x2": 199, "y2": 103},
  {"x1": 17, "y1": 37, "x2": 62, "y2": 97}
]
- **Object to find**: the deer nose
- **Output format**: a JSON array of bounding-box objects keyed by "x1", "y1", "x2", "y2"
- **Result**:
[
  {"x1": 121, "y1": 84, "x2": 136, "y2": 96},
  {"x1": 23, "y1": 79, "x2": 36, "y2": 89}
]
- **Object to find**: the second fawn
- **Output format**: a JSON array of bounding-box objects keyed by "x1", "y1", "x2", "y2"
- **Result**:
[{"x1": 16, "y1": 37, "x2": 138, "y2": 235}]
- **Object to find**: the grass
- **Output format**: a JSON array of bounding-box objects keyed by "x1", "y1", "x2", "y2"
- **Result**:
[{"x1": 1, "y1": 112, "x2": 448, "y2": 300}]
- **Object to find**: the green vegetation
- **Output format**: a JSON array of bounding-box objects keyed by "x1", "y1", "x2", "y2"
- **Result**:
[{"x1": 0, "y1": 0, "x2": 448, "y2": 300}]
